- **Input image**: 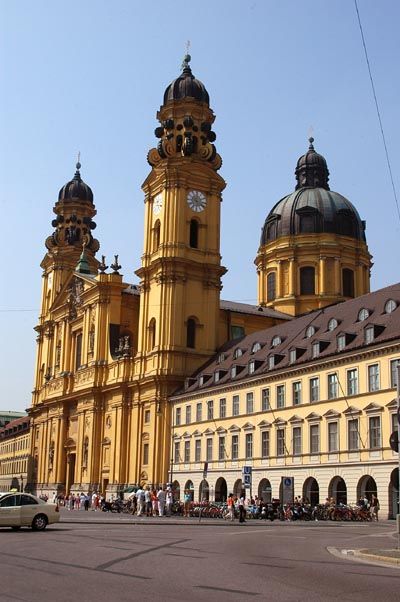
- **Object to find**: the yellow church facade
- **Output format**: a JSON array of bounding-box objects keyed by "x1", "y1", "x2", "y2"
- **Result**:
[{"x1": 29, "y1": 56, "x2": 288, "y2": 498}]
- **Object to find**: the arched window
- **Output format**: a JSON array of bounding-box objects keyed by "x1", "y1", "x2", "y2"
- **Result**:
[
  {"x1": 342, "y1": 268, "x2": 354, "y2": 298},
  {"x1": 267, "y1": 272, "x2": 276, "y2": 301},
  {"x1": 148, "y1": 318, "x2": 156, "y2": 350},
  {"x1": 153, "y1": 220, "x2": 160, "y2": 251},
  {"x1": 186, "y1": 318, "x2": 196, "y2": 349},
  {"x1": 300, "y1": 267, "x2": 315, "y2": 295},
  {"x1": 189, "y1": 219, "x2": 199, "y2": 248}
]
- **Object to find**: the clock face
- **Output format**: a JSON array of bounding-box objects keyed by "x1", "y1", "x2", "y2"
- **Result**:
[
  {"x1": 187, "y1": 190, "x2": 207, "y2": 212},
  {"x1": 153, "y1": 193, "x2": 163, "y2": 215}
]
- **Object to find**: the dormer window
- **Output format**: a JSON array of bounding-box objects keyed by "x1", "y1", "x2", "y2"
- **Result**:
[
  {"x1": 251, "y1": 342, "x2": 261, "y2": 354},
  {"x1": 328, "y1": 318, "x2": 338, "y2": 331},
  {"x1": 231, "y1": 365, "x2": 237, "y2": 378},
  {"x1": 312, "y1": 342, "x2": 320, "y2": 359},
  {"x1": 268, "y1": 355, "x2": 275, "y2": 369},
  {"x1": 385, "y1": 299, "x2": 397, "y2": 314},
  {"x1": 233, "y1": 348, "x2": 243, "y2": 360},
  {"x1": 271, "y1": 335, "x2": 282, "y2": 348},
  {"x1": 214, "y1": 371, "x2": 220, "y2": 383},
  {"x1": 337, "y1": 334, "x2": 346, "y2": 351},
  {"x1": 199, "y1": 374, "x2": 211, "y2": 387},
  {"x1": 217, "y1": 352, "x2": 225, "y2": 364},
  {"x1": 199, "y1": 375, "x2": 205, "y2": 386},
  {"x1": 364, "y1": 325, "x2": 374, "y2": 344},
  {"x1": 289, "y1": 349, "x2": 297, "y2": 364},
  {"x1": 358, "y1": 308, "x2": 370, "y2": 322},
  {"x1": 248, "y1": 360, "x2": 255, "y2": 374},
  {"x1": 305, "y1": 325, "x2": 316, "y2": 338}
]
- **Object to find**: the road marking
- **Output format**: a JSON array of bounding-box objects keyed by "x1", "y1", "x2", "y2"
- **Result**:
[{"x1": 194, "y1": 585, "x2": 259, "y2": 596}]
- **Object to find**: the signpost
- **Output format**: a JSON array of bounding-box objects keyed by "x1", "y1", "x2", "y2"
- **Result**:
[
  {"x1": 242, "y1": 466, "x2": 252, "y2": 497},
  {"x1": 281, "y1": 476, "x2": 294, "y2": 505}
]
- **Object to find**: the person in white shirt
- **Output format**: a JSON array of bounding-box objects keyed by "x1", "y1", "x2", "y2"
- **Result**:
[
  {"x1": 165, "y1": 487, "x2": 173, "y2": 516},
  {"x1": 157, "y1": 487, "x2": 166, "y2": 516}
]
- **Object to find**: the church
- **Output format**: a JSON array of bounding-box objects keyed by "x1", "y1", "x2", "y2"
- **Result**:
[{"x1": 29, "y1": 55, "x2": 399, "y2": 517}]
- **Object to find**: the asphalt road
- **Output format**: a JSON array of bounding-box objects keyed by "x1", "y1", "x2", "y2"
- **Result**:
[{"x1": 0, "y1": 518, "x2": 398, "y2": 602}]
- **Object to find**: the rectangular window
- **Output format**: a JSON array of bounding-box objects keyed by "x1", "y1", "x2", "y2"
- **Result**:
[
  {"x1": 185, "y1": 405, "x2": 191, "y2": 424},
  {"x1": 328, "y1": 422, "x2": 338, "y2": 452},
  {"x1": 232, "y1": 395, "x2": 240, "y2": 416},
  {"x1": 231, "y1": 325, "x2": 245, "y2": 340},
  {"x1": 195, "y1": 439, "x2": 201, "y2": 462},
  {"x1": 144, "y1": 409, "x2": 151, "y2": 423},
  {"x1": 218, "y1": 436, "x2": 225, "y2": 460},
  {"x1": 276, "y1": 429, "x2": 285, "y2": 456},
  {"x1": 309, "y1": 377, "x2": 319, "y2": 403},
  {"x1": 328, "y1": 373, "x2": 338, "y2": 399},
  {"x1": 184, "y1": 440, "x2": 190, "y2": 463},
  {"x1": 393, "y1": 413, "x2": 399, "y2": 435},
  {"x1": 348, "y1": 419, "x2": 359, "y2": 451},
  {"x1": 292, "y1": 381, "x2": 302, "y2": 406},
  {"x1": 245, "y1": 433, "x2": 253, "y2": 459},
  {"x1": 231, "y1": 434, "x2": 239, "y2": 460},
  {"x1": 347, "y1": 369, "x2": 358, "y2": 396},
  {"x1": 248, "y1": 361, "x2": 255, "y2": 374},
  {"x1": 143, "y1": 443, "x2": 149, "y2": 465},
  {"x1": 312, "y1": 342, "x2": 320, "y2": 358},
  {"x1": 337, "y1": 334, "x2": 346, "y2": 351},
  {"x1": 276, "y1": 385, "x2": 285, "y2": 409},
  {"x1": 368, "y1": 364, "x2": 380, "y2": 392},
  {"x1": 292, "y1": 426, "x2": 302, "y2": 456},
  {"x1": 207, "y1": 400, "x2": 214, "y2": 420},
  {"x1": 246, "y1": 392, "x2": 254, "y2": 413},
  {"x1": 219, "y1": 398, "x2": 226, "y2": 418},
  {"x1": 261, "y1": 388, "x2": 270, "y2": 411},
  {"x1": 369, "y1": 416, "x2": 381, "y2": 449},
  {"x1": 364, "y1": 326, "x2": 374, "y2": 344},
  {"x1": 206, "y1": 438, "x2": 213, "y2": 461},
  {"x1": 196, "y1": 403, "x2": 202, "y2": 422},
  {"x1": 261, "y1": 431, "x2": 270, "y2": 458},
  {"x1": 175, "y1": 407, "x2": 181, "y2": 426},
  {"x1": 310, "y1": 424, "x2": 320, "y2": 454},
  {"x1": 390, "y1": 359, "x2": 400, "y2": 388},
  {"x1": 289, "y1": 349, "x2": 297, "y2": 364},
  {"x1": 174, "y1": 442, "x2": 180, "y2": 463}
]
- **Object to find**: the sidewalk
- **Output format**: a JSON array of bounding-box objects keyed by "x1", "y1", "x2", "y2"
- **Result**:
[{"x1": 351, "y1": 548, "x2": 400, "y2": 567}]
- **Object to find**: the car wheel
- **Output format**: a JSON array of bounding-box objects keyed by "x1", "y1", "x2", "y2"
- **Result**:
[
  {"x1": 32, "y1": 514, "x2": 48, "y2": 531},
  {"x1": 11, "y1": 526, "x2": 21, "y2": 530}
]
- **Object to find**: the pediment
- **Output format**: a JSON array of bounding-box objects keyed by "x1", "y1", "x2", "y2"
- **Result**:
[
  {"x1": 228, "y1": 424, "x2": 240, "y2": 432},
  {"x1": 50, "y1": 273, "x2": 98, "y2": 316},
  {"x1": 364, "y1": 402, "x2": 383, "y2": 413},
  {"x1": 324, "y1": 409, "x2": 341, "y2": 418},
  {"x1": 242, "y1": 422, "x2": 255, "y2": 431},
  {"x1": 386, "y1": 398, "x2": 398, "y2": 409},
  {"x1": 343, "y1": 405, "x2": 362, "y2": 416},
  {"x1": 288, "y1": 414, "x2": 303, "y2": 423},
  {"x1": 192, "y1": 430, "x2": 202, "y2": 437},
  {"x1": 273, "y1": 417, "x2": 287, "y2": 426},
  {"x1": 215, "y1": 426, "x2": 227, "y2": 434},
  {"x1": 182, "y1": 431, "x2": 191, "y2": 439},
  {"x1": 305, "y1": 412, "x2": 322, "y2": 421},
  {"x1": 203, "y1": 428, "x2": 214, "y2": 436},
  {"x1": 258, "y1": 420, "x2": 271, "y2": 428}
]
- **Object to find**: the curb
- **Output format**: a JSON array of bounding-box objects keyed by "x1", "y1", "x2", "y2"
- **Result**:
[{"x1": 352, "y1": 549, "x2": 400, "y2": 567}]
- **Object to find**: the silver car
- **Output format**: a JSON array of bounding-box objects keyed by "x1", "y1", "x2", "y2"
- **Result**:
[{"x1": 0, "y1": 493, "x2": 60, "y2": 530}]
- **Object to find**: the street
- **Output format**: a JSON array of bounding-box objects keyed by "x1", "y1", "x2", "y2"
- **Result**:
[{"x1": 0, "y1": 516, "x2": 398, "y2": 602}]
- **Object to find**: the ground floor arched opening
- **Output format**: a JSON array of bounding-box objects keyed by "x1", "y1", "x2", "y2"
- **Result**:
[
  {"x1": 357, "y1": 475, "x2": 377, "y2": 503},
  {"x1": 389, "y1": 469, "x2": 399, "y2": 519},
  {"x1": 258, "y1": 478, "x2": 272, "y2": 503},
  {"x1": 233, "y1": 479, "x2": 243, "y2": 497},
  {"x1": 199, "y1": 479, "x2": 209, "y2": 501},
  {"x1": 172, "y1": 480, "x2": 180, "y2": 501},
  {"x1": 303, "y1": 477, "x2": 319, "y2": 506},
  {"x1": 328, "y1": 476, "x2": 347, "y2": 504},
  {"x1": 184, "y1": 479, "x2": 194, "y2": 501},
  {"x1": 215, "y1": 477, "x2": 227, "y2": 502}
]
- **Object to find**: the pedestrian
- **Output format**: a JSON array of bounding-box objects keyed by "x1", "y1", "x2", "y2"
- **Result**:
[
  {"x1": 157, "y1": 486, "x2": 166, "y2": 516},
  {"x1": 84, "y1": 494, "x2": 90, "y2": 511},
  {"x1": 227, "y1": 493, "x2": 235, "y2": 521},
  {"x1": 165, "y1": 487, "x2": 173, "y2": 516},
  {"x1": 136, "y1": 487, "x2": 145, "y2": 515},
  {"x1": 151, "y1": 489, "x2": 159, "y2": 516},
  {"x1": 239, "y1": 491, "x2": 246, "y2": 523},
  {"x1": 145, "y1": 487, "x2": 152, "y2": 517},
  {"x1": 370, "y1": 494, "x2": 380, "y2": 521},
  {"x1": 183, "y1": 489, "x2": 191, "y2": 517}
]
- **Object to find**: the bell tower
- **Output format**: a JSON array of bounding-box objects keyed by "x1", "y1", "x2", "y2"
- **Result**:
[{"x1": 136, "y1": 54, "x2": 226, "y2": 378}]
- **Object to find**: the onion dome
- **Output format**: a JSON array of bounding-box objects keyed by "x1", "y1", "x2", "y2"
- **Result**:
[
  {"x1": 58, "y1": 161, "x2": 93, "y2": 203},
  {"x1": 163, "y1": 54, "x2": 209, "y2": 105},
  {"x1": 260, "y1": 139, "x2": 366, "y2": 245}
]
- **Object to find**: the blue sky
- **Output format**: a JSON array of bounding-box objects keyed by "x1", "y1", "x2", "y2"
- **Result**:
[{"x1": 1, "y1": 0, "x2": 399, "y2": 411}]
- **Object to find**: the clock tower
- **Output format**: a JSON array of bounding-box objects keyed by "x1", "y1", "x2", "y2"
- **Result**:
[{"x1": 136, "y1": 54, "x2": 226, "y2": 381}]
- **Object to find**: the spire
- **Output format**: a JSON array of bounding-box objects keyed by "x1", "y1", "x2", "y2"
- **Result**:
[
  {"x1": 74, "y1": 152, "x2": 82, "y2": 181},
  {"x1": 181, "y1": 41, "x2": 191, "y2": 74},
  {"x1": 75, "y1": 241, "x2": 91, "y2": 274}
]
